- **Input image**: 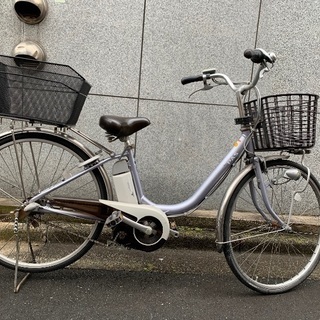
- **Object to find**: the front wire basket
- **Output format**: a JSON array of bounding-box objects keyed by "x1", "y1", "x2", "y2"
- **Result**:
[
  {"x1": 0, "y1": 55, "x2": 91, "y2": 127},
  {"x1": 244, "y1": 93, "x2": 318, "y2": 151}
]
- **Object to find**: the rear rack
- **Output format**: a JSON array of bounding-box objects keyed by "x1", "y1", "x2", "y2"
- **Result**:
[{"x1": 0, "y1": 55, "x2": 91, "y2": 127}]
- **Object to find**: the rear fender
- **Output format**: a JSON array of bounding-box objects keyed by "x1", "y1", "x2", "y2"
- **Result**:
[{"x1": 0, "y1": 127, "x2": 114, "y2": 200}]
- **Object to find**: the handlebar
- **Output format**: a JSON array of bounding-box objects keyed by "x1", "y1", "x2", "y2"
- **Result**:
[
  {"x1": 181, "y1": 48, "x2": 276, "y2": 91},
  {"x1": 180, "y1": 48, "x2": 276, "y2": 120}
]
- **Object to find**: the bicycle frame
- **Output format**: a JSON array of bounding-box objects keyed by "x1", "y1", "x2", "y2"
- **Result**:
[
  {"x1": 24, "y1": 127, "x2": 252, "y2": 217},
  {"x1": 19, "y1": 123, "x2": 288, "y2": 232}
]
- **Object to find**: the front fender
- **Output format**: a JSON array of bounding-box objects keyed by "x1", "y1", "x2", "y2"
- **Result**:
[
  {"x1": 215, "y1": 154, "x2": 289, "y2": 252},
  {"x1": 216, "y1": 164, "x2": 253, "y2": 252}
]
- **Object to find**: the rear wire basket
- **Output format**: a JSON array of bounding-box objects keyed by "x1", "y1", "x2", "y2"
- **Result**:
[
  {"x1": 244, "y1": 94, "x2": 318, "y2": 151},
  {"x1": 0, "y1": 55, "x2": 91, "y2": 127}
]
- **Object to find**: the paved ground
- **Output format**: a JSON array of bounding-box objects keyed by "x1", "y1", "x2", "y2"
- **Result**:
[
  {"x1": 1, "y1": 246, "x2": 320, "y2": 320},
  {"x1": 1, "y1": 211, "x2": 320, "y2": 319}
]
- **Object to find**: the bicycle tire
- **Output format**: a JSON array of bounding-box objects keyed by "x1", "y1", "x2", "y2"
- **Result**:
[
  {"x1": 223, "y1": 159, "x2": 320, "y2": 294},
  {"x1": 0, "y1": 130, "x2": 110, "y2": 273}
]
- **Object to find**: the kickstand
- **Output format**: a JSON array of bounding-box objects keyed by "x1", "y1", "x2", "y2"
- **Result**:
[
  {"x1": 13, "y1": 213, "x2": 31, "y2": 293},
  {"x1": 14, "y1": 272, "x2": 31, "y2": 293}
]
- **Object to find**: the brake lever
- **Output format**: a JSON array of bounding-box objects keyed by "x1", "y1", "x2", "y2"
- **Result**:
[
  {"x1": 259, "y1": 61, "x2": 273, "y2": 80},
  {"x1": 188, "y1": 68, "x2": 216, "y2": 98},
  {"x1": 188, "y1": 79, "x2": 213, "y2": 98}
]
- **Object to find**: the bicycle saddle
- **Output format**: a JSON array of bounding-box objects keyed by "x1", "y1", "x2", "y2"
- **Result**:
[{"x1": 99, "y1": 115, "x2": 150, "y2": 138}]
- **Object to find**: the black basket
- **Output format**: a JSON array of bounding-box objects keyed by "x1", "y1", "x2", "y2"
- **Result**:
[
  {"x1": 244, "y1": 94, "x2": 318, "y2": 151},
  {"x1": 0, "y1": 55, "x2": 91, "y2": 127}
]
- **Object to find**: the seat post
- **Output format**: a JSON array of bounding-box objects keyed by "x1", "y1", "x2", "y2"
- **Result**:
[{"x1": 119, "y1": 136, "x2": 135, "y2": 158}]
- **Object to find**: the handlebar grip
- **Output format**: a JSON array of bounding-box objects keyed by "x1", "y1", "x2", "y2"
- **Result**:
[
  {"x1": 244, "y1": 48, "x2": 274, "y2": 64},
  {"x1": 244, "y1": 49, "x2": 265, "y2": 63},
  {"x1": 181, "y1": 74, "x2": 203, "y2": 85}
]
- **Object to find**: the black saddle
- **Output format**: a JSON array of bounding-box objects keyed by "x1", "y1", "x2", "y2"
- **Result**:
[{"x1": 99, "y1": 115, "x2": 150, "y2": 139}]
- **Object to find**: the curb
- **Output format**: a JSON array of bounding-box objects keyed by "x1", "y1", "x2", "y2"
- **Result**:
[
  {"x1": 164, "y1": 209, "x2": 320, "y2": 252},
  {"x1": 166, "y1": 210, "x2": 217, "y2": 250},
  {"x1": 1, "y1": 209, "x2": 317, "y2": 252}
]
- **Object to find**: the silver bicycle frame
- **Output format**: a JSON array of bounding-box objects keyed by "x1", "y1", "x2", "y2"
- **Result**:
[
  {"x1": 25, "y1": 129, "x2": 251, "y2": 217},
  {"x1": 23, "y1": 127, "x2": 284, "y2": 227}
]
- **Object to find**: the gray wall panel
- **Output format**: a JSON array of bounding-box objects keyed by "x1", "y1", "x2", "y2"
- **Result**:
[
  {"x1": 1, "y1": 0, "x2": 319, "y2": 209},
  {"x1": 254, "y1": 1, "x2": 320, "y2": 96},
  {"x1": 140, "y1": 0, "x2": 259, "y2": 105}
]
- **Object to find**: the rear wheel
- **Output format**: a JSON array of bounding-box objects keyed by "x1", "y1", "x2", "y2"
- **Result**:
[
  {"x1": 0, "y1": 130, "x2": 110, "y2": 272},
  {"x1": 223, "y1": 159, "x2": 320, "y2": 294}
]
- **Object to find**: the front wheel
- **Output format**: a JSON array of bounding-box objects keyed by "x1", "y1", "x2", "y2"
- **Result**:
[{"x1": 223, "y1": 159, "x2": 320, "y2": 294}]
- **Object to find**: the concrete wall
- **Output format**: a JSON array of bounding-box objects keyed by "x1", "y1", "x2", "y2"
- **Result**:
[{"x1": 1, "y1": 1, "x2": 319, "y2": 209}]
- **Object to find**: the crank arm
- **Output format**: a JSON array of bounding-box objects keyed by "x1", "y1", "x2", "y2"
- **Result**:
[
  {"x1": 106, "y1": 210, "x2": 153, "y2": 235},
  {"x1": 122, "y1": 215, "x2": 153, "y2": 235}
]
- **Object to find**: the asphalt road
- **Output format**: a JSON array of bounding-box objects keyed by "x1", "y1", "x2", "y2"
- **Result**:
[{"x1": 1, "y1": 247, "x2": 320, "y2": 320}]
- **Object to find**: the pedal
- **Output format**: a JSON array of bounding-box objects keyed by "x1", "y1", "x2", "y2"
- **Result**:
[
  {"x1": 170, "y1": 229, "x2": 179, "y2": 238},
  {"x1": 170, "y1": 221, "x2": 179, "y2": 238},
  {"x1": 106, "y1": 211, "x2": 123, "y2": 228}
]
